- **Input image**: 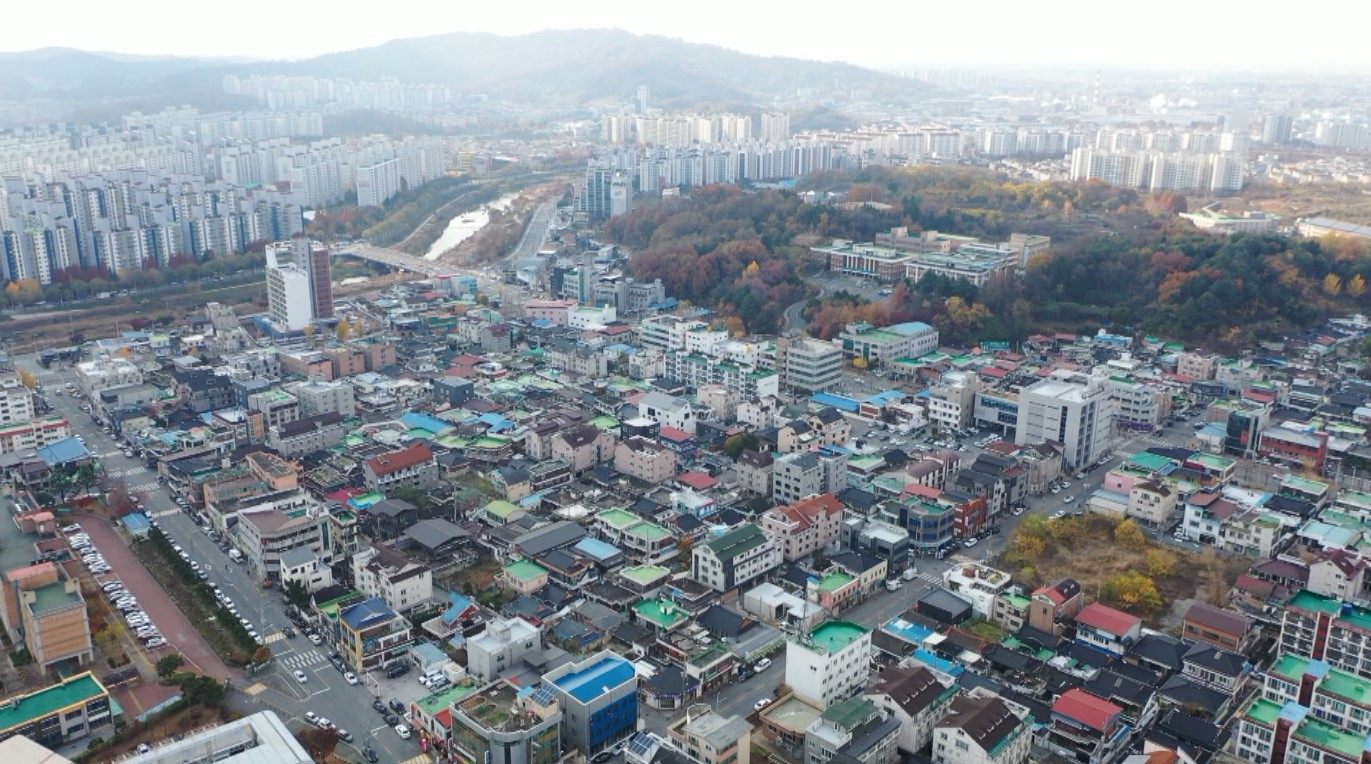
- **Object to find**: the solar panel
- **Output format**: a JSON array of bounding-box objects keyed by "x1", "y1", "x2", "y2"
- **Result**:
[
  {"x1": 531, "y1": 684, "x2": 558, "y2": 706},
  {"x1": 627, "y1": 732, "x2": 655, "y2": 759}
]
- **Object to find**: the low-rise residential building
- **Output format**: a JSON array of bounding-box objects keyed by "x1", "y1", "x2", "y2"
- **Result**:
[
  {"x1": 773, "y1": 451, "x2": 848, "y2": 506},
  {"x1": 363, "y1": 442, "x2": 438, "y2": 493},
  {"x1": 467, "y1": 617, "x2": 543, "y2": 681},
  {"x1": 865, "y1": 665, "x2": 957, "y2": 755},
  {"x1": 786, "y1": 620, "x2": 873, "y2": 710},
  {"x1": 554, "y1": 425, "x2": 617, "y2": 474},
  {"x1": 614, "y1": 437, "x2": 678, "y2": 484},
  {"x1": 75, "y1": 357, "x2": 142, "y2": 396},
  {"x1": 940, "y1": 563, "x2": 1015, "y2": 620},
  {"x1": 804, "y1": 697, "x2": 900, "y2": 764},
  {"x1": 692, "y1": 523, "x2": 782, "y2": 593},
  {"x1": 1182, "y1": 602, "x2": 1255, "y2": 653},
  {"x1": 1045, "y1": 688, "x2": 1128, "y2": 764},
  {"x1": 761, "y1": 493, "x2": 844, "y2": 562},
  {"x1": 352, "y1": 545, "x2": 433, "y2": 614},
  {"x1": 736, "y1": 450, "x2": 774, "y2": 496},
  {"x1": 931, "y1": 690, "x2": 1033, "y2": 764},
  {"x1": 1074, "y1": 603, "x2": 1142, "y2": 657},
  {"x1": 639, "y1": 392, "x2": 696, "y2": 435},
  {"x1": 267, "y1": 412, "x2": 346, "y2": 457},
  {"x1": 668, "y1": 711, "x2": 752, "y2": 764},
  {"x1": 1126, "y1": 480, "x2": 1178, "y2": 529}
]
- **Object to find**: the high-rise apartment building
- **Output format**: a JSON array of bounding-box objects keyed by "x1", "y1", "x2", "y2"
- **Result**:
[
  {"x1": 293, "y1": 236, "x2": 333, "y2": 320},
  {"x1": 1261, "y1": 115, "x2": 1294, "y2": 144},
  {"x1": 760, "y1": 112, "x2": 791, "y2": 142}
]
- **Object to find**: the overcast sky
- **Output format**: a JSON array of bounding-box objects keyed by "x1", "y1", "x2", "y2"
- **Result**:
[{"x1": 9, "y1": 0, "x2": 1371, "y2": 72}]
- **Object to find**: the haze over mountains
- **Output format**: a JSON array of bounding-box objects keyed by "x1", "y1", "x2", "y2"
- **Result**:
[{"x1": 0, "y1": 30, "x2": 932, "y2": 121}]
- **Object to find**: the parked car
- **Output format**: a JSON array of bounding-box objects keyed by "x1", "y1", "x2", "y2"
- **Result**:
[
  {"x1": 754, "y1": 658, "x2": 773, "y2": 672},
  {"x1": 753, "y1": 697, "x2": 773, "y2": 711},
  {"x1": 344, "y1": 672, "x2": 359, "y2": 685}
]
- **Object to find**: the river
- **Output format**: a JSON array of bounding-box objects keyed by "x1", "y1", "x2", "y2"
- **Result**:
[{"x1": 423, "y1": 193, "x2": 518, "y2": 261}]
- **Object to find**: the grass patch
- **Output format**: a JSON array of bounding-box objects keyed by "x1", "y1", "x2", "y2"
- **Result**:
[
  {"x1": 131, "y1": 528, "x2": 260, "y2": 666},
  {"x1": 962, "y1": 620, "x2": 1010, "y2": 643}
]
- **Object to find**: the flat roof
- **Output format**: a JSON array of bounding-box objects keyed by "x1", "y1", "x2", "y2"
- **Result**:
[
  {"x1": 634, "y1": 598, "x2": 688, "y2": 629},
  {"x1": 505, "y1": 559, "x2": 549, "y2": 582},
  {"x1": 809, "y1": 620, "x2": 869, "y2": 653},
  {"x1": 0, "y1": 672, "x2": 106, "y2": 735},
  {"x1": 550, "y1": 655, "x2": 635, "y2": 703},
  {"x1": 815, "y1": 572, "x2": 856, "y2": 593},
  {"x1": 28, "y1": 582, "x2": 80, "y2": 615}
]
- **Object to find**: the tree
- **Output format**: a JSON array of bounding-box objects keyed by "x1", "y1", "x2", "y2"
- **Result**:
[
  {"x1": 156, "y1": 654, "x2": 186, "y2": 678},
  {"x1": 334, "y1": 319, "x2": 351, "y2": 341},
  {"x1": 852, "y1": 356, "x2": 868, "y2": 369},
  {"x1": 1323, "y1": 273, "x2": 1344, "y2": 295},
  {"x1": 296, "y1": 727, "x2": 340, "y2": 763},
  {"x1": 252, "y1": 645, "x2": 274, "y2": 664},
  {"x1": 16, "y1": 368, "x2": 37, "y2": 390},
  {"x1": 1145, "y1": 548, "x2": 1178, "y2": 577},
  {"x1": 722, "y1": 432, "x2": 760, "y2": 460},
  {"x1": 1099, "y1": 570, "x2": 1164, "y2": 614},
  {"x1": 282, "y1": 579, "x2": 311, "y2": 610},
  {"x1": 1113, "y1": 519, "x2": 1147, "y2": 550},
  {"x1": 1348, "y1": 274, "x2": 1368, "y2": 298},
  {"x1": 723, "y1": 316, "x2": 746, "y2": 337},
  {"x1": 301, "y1": 325, "x2": 316, "y2": 342}
]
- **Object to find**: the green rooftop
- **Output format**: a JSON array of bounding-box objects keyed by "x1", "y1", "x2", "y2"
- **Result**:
[
  {"x1": 1127, "y1": 452, "x2": 1174, "y2": 472},
  {"x1": 620, "y1": 565, "x2": 671, "y2": 585},
  {"x1": 1191, "y1": 453, "x2": 1234, "y2": 470},
  {"x1": 27, "y1": 582, "x2": 80, "y2": 615},
  {"x1": 634, "y1": 598, "x2": 688, "y2": 629},
  {"x1": 625, "y1": 522, "x2": 672, "y2": 541},
  {"x1": 1242, "y1": 698, "x2": 1283, "y2": 726},
  {"x1": 705, "y1": 524, "x2": 768, "y2": 560},
  {"x1": 483, "y1": 500, "x2": 522, "y2": 520},
  {"x1": 1294, "y1": 716, "x2": 1367, "y2": 759},
  {"x1": 1318, "y1": 667, "x2": 1371, "y2": 707},
  {"x1": 815, "y1": 572, "x2": 855, "y2": 593},
  {"x1": 504, "y1": 560, "x2": 549, "y2": 583},
  {"x1": 820, "y1": 696, "x2": 878, "y2": 729},
  {"x1": 1282, "y1": 475, "x2": 1330, "y2": 495},
  {"x1": 1268, "y1": 654, "x2": 1314, "y2": 682},
  {"x1": 808, "y1": 620, "x2": 869, "y2": 654},
  {"x1": 598, "y1": 508, "x2": 641, "y2": 530},
  {"x1": 0, "y1": 672, "x2": 106, "y2": 735},
  {"x1": 998, "y1": 592, "x2": 1031, "y2": 610},
  {"x1": 415, "y1": 682, "x2": 480, "y2": 716}
]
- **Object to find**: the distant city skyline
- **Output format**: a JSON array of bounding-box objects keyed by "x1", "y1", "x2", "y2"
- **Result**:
[{"x1": 12, "y1": 0, "x2": 1371, "y2": 73}]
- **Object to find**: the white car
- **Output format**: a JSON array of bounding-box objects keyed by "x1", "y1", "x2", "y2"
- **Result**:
[
  {"x1": 394, "y1": 724, "x2": 411, "y2": 739},
  {"x1": 304, "y1": 711, "x2": 318, "y2": 724},
  {"x1": 753, "y1": 698, "x2": 773, "y2": 711},
  {"x1": 293, "y1": 670, "x2": 308, "y2": 683},
  {"x1": 344, "y1": 672, "x2": 359, "y2": 685},
  {"x1": 307, "y1": 633, "x2": 323, "y2": 646},
  {"x1": 144, "y1": 638, "x2": 167, "y2": 648}
]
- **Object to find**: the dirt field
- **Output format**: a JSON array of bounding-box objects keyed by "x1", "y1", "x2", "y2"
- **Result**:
[{"x1": 1003, "y1": 513, "x2": 1250, "y2": 625}]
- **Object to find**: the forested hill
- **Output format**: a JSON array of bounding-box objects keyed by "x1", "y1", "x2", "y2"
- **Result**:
[{"x1": 603, "y1": 167, "x2": 1371, "y2": 350}]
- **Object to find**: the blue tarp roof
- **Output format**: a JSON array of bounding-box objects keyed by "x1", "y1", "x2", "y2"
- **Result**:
[
  {"x1": 866, "y1": 390, "x2": 906, "y2": 406},
  {"x1": 122, "y1": 512, "x2": 151, "y2": 535},
  {"x1": 37, "y1": 438, "x2": 89, "y2": 466},
  {"x1": 442, "y1": 592, "x2": 477, "y2": 625},
  {"x1": 477, "y1": 413, "x2": 516, "y2": 433}
]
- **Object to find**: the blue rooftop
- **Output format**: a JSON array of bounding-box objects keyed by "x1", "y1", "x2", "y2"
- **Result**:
[
  {"x1": 477, "y1": 413, "x2": 516, "y2": 433},
  {"x1": 442, "y1": 592, "x2": 477, "y2": 626},
  {"x1": 550, "y1": 655, "x2": 636, "y2": 703},
  {"x1": 340, "y1": 597, "x2": 397, "y2": 630},
  {"x1": 866, "y1": 390, "x2": 906, "y2": 406},
  {"x1": 400, "y1": 412, "x2": 453, "y2": 434},
  {"x1": 889, "y1": 322, "x2": 934, "y2": 336},
  {"x1": 913, "y1": 648, "x2": 965, "y2": 676},
  {"x1": 884, "y1": 617, "x2": 934, "y2": 648},
  {"x1": 574, "y1": 537, "x2": 622, "y2": 561},
  {"x1": 121, "y1": 512, "x2": 151, "y2": 536},
  {"x1": 37, "y1": 437, "x2": 89, "y2": 466},
  {"x1": 811, "y1": 392, "x2": 859, "y2": 412}
]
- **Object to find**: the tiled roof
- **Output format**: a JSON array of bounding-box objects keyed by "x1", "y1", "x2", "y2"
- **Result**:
[
  {"x1": 1076, "y1": 602, "x2": 1141, "y2": 636},
  {"x1": 366, "y1": 443, "x2": 434, "y2": 476},
  {"x1": 1053, "y1": 688, "x2": 1122, "y2": 731}
]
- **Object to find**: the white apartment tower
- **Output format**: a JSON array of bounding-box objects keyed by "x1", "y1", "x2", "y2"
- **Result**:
[{"x1": 1014, "y1": 370, "x2": 1114, "y2": 469}]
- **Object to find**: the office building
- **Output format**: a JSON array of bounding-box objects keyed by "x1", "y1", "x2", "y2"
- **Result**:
[
  {"x1": 451, "y1": 680, "x2": 562, "y2": 764},
  {"x1": 839, "y1": 322, "x2": 940, "y2": 367},
  {"x1": 543, "y1": 651, "x2": 639, "y2": 754},
  {"x1": 786, "y1": 621, "x2": 873, "y2": 710},
  {"x1": 1014, "y1": 371, "x2": 1114, "y2": 468},
  {"x1": 776, "y1": 337, "x2": 843, "y2": 394}
]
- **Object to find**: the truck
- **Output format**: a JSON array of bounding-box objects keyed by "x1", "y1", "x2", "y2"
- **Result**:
[
  {"x1": 903, "y1": 567, "x2": 918, "y2": 581},
  {"x1": 229, "y1": 549, "x2": 244, "y2": 564}
]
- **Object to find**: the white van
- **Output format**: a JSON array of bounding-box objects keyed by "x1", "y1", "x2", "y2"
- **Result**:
[{"x1": 228, "y1": 549, "x2": 244, "y2": 563}]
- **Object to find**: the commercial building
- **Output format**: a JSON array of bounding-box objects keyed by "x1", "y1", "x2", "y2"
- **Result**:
[
  {"x1": 786, "y1": 620, "x2": 873, "y2": 710},
  {"x1": 0, "y1": 672, "x2": 111, "y2": 746},
  {"x1": 839, "y1": 322, "x2": 940, "y2": 367},
  {"x1": 928, "y1": 373, "x2": 981, "y2": 433},
  {"x1": 691, "y1": 523, "x2": 782, "y2": 593},
  {"x1": 1014, "y1": 371, "x2": 1114, "y2": 468},
  {"x1": 940, "y1": 563, "x2": 1014, "y2": 621},
  {"x1": 121, "y1": 711, "x2": 311, "y2": 764},
  {"x1": 543, "y1": 651, "x2": 639, "y2": 754},
  {"x1": 74, "y1": 357, "x2": 142, "y2": 397},
  {"x1": 0, "y1": 373, "x2": 35, "y2": 425},
  {"x1": 337, "y1": 596, "x2": 414, "y2": 672},
  {"x1": 234, "y1": 503, "x2": 328, "y2": 582},
  {"x1": 450, "y1": 680, "x2": 562, "y2": 764},
  {"x1": 1103, "y1": 376, "x2": 1171, "y2": 431}
]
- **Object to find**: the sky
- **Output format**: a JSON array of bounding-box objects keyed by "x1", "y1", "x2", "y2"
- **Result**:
[{"x1": 8, "y1": 0, "x2": 1371, "y2": 72}]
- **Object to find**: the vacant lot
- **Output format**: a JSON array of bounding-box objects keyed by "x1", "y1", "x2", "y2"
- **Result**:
[{"x1": 1002, "y1": 513, "x2": 1250, "y2": 624}]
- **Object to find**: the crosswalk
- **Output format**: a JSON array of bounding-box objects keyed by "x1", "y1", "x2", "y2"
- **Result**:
[
  {"x1": 278, "y1": 650, "x2": 327, "y2": 670},
  {"x1": 263, "y1": 631, "x2": 287, "y2": 644},
  {"x1": 913, "y1": 572, "x2": 941, "y2": 585},
  {"x1": 129, "y1": 481, "x2": 159, "y2": 494},
  {"x1": 150, "y1": 508, "x2": 180, "y2": 519},
  {"x1": 107, "y1": 466, "x2": 147, "y2": 479},
  {"x1": 241, "y1": 682, "x2": 267, "y2": 696},
  {"x1": 399, "y1": 755, "x2": 433, "y2": 764}
]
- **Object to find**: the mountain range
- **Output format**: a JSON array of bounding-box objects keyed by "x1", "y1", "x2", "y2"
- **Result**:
[{"x1": 0, "y1": 30, "x2": 933, "y2": 121}]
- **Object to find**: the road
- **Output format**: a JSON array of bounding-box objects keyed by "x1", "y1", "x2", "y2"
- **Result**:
[
  {"x1": 504, "y1": 201, "x2": 557, "y2": 265},
  {"x1": 26, "y1": 354, "x2": 422, "y2": 764}
]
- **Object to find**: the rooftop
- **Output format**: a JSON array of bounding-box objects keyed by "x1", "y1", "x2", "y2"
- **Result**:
[
  {"x1": 0, "y1": 672, "x2": 107, "y2": 736},
  {"x1": 549, "y1": 654, "x2": 636, "y2": 704},
  {"x1": 27, "y1": 582, "x2": 80, "y2": 616},
  {"x1": 634, "y1": 598, "x2": 689, "y2": 630},
  {"x1": 808, "y1": 620, "x2": 869, "y2": 654},
  {"x1": 1294, "y1": 715, "x2": 1366, "y2": 760},
  {"x1": 815, "y1": 571, "x2": 856, "y2": 593},
  {"x1": 620, "y1": 565, "x2": 672, "y2": 585},
  {"x1": 505, "y1": 559, "x2": 549, "y2": 583}
]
